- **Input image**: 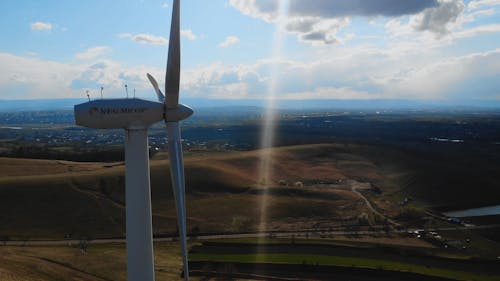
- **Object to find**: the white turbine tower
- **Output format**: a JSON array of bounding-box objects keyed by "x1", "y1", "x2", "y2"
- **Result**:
[{"x1": 74, "y1": 0, "x2": 192, "y2": 280}]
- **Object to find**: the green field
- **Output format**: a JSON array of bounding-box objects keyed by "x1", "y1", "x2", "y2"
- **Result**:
[{"x1": 189, "y1": 239, "x2": 500, "y2": 281}]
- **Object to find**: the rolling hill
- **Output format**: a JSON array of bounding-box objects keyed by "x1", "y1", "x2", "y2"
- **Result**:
[{"x1": 0, "y1": 143, "x2": 499, "y2": 240}]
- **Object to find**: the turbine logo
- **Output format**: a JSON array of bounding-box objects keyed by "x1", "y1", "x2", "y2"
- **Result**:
[
  {"x1": 88, "y1": 107, "x2": 147, "y2": 115},
  {"x1": 88, "y1": 107, "x2": 99, "y2": 115},
  {"x1": 99, "y1": 108, "x2": 148, "y2": 114}
]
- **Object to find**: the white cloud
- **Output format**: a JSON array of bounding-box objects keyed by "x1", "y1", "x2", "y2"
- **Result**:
[
  {"x1": 75, "y1": 46, "x2": 111, "y2": 60},
  {"x1": 30, "y1": 22, "x2": 52, "y2": 31},
  {"x1": 181, "y1": 29, "x2": 197, "y2": 40},
  {"x1": 73, "y1": 60, "x2": 154, "y2": 91},
  {"x1": 468, "y1": 0, "x2": 500, "y2": 9},
  {"x1": 179, "y1": 58, "x2": 380, "y2": 99},
  {"x1": 2, "y1": 25, "x2": 500, "y2": 102},
  {"x1": 0, "y1": 53, "x2": 78, "y2": 99},
  {"x1": 453, "y1": 23, "x2": 500, "y2": 39},
  {"x1": 2, "y1": 47, "x2": 500, "y2": 100},
  {"x1": 219, "y1": 36, "x2": 240, "y2": 48},
  {"x1": 461, "y1": 8, "x2": 496, "y2": 24},
  {"x1": 178, "y1": 44, "x2": 500, "y2": 101},
  {"x1": 379, "y1": 49, "x2": 500, "y2": 99},
  {"x1": 118, "y1": 33, "x2": 168, "y2": 45},
  {"x1": 0, "y1": 52, "x2": 163, "y2": 99}
]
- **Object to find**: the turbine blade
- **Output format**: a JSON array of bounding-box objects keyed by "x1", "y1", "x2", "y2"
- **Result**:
[
  {"x1": 146, "y1": 73, "x2": 165, "y2": 103},
  {"x1": 165, "y1": 0, "x2": 180, "y2": 109},
  {"x1": 166, "y1": 122, "x2": 189, "y2": 280}
]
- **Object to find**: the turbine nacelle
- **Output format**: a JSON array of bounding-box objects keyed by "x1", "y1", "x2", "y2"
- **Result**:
[{"x1": 75, "y1": 98, "x2": 164, "y2": 130}]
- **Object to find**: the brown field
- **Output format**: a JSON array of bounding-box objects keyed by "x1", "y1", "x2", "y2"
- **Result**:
[
  {"x1": 0, "y1": 242, "x2": 189, "y2": 281},
  {"x1": 0, "y1": 144, "x2": 412, "y2": 240},
  {"x1": 1, "y1": 143, "x2": 500, "y2": 280},
  {"x1": 0, "y1": 157, "x2": 117, "y2": 178}
]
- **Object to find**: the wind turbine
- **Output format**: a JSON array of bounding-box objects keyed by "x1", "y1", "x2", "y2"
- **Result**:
[{"x1": 74, "y1": 0, "x2": 192, "y2": 280}]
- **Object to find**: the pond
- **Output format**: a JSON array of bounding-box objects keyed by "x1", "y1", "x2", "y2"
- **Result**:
[{"x1": 444, "y1": 205, "x2": 500, "y2": 218}]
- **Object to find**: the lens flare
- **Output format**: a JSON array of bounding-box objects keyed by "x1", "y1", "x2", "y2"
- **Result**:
[{"x1": 257, "y1": 0, "x2": 289, "y2": 243}]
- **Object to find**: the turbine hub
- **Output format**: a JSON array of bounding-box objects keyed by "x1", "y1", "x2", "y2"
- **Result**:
[{"x1": 165, "y1": 104, "x2": 193, "y2": 122}]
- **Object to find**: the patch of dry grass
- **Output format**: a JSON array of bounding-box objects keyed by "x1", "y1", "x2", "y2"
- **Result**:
[
  {"x1": 0, "y1": 157, "x2": 119, "y2": 178},
  {"x1": 0, "y1": 242, "x2": 192, "y2": 281}
]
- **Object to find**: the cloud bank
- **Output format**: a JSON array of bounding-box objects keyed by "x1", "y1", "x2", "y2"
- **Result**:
[
  {"x1": 1, "y1": 45, "x2": 500, "y2": 100},
  {"x1": 2, "y1": 1, "x2": 499, "y2": 102},
  {"x1": 230, "y1": 0, "x2": 465, "y2": 44}
]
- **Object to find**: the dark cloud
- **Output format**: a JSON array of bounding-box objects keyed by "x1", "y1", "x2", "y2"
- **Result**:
[
  {"x1": 256, "y1": 0, "x2": 279, "y2": 14},
  {"x1": 285, "y1": 18, "x2": 318, "y2": 33},
  {"x1": 243, "y1": 0, "x2": 439, "y2": 19},
  {"x1": 412, "y1": 0, "x2": 464, "y2": 35},
  {"x1": 301, "y1": 32, "x2": 337, "y2": 44},
  {"x1": 230, "y1": 0, "x2": 463, "y2": 45},
  {"x1": 287, "y1": 0, "x2": 439, "y2": 18}
]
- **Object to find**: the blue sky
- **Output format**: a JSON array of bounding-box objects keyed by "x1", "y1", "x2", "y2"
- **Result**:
[{"x1": 0, "y1": 0, "x2": 499, "y2": 102}]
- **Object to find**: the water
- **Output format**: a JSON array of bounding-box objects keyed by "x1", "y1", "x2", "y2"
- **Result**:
[
  {"x1": 0, "y1": 126, "x2": 22, "y2": 130},
  {"x1": 429, "y1": 137, "x2": 464, "y2": 143},
  {"x1": 444, "y1": 205, "x2": 500, "y2": 217}
]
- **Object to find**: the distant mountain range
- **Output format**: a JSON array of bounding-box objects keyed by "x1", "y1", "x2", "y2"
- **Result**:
[{"x1": 0, "y1": 98, "x2": 499, "y2": 112}]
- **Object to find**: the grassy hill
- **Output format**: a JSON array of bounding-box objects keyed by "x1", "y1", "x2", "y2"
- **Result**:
[
  {"x1": 2, "y1": 143, "x2": 500, "y2": 281},
  {"x1": 1, "y1": 143, "x2": 499, "y2": 241},
  {"x1": 0, "y1": 144, "x2": 403, "y2": 240}
]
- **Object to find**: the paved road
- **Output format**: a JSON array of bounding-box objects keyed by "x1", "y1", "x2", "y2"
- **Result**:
[{"x1": 2, "y1": 224, "x2": 500, "y2": 247}]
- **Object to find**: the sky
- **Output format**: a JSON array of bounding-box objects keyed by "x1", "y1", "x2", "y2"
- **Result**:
[{"x1": 0, "y1": 0, "x2": 499, "y2": 102}]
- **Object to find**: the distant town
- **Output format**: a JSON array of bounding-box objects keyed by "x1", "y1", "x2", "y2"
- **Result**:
[{"x1": 1, "y1": 107, "x2": 500, "y2": 161}]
